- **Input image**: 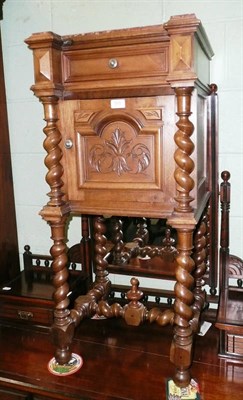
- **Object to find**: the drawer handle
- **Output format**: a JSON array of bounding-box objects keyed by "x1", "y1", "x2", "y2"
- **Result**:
[
  {"x1": 17, "y1": 310, "x2": 34, "y2": 320},
  {"x1": 108, "y1": 58, "x2": 118, "y2": 69}
]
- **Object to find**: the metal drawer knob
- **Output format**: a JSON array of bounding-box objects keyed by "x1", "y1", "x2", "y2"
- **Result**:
[
  {"x1": 17, "y1": 310, "x2": 34, "y2": 320},
  {"x1": 64, "y1": 139, "x2": 73, "y2": 149},
  {"x1": 108, "y1": 58, "x2": 118, "y2": 69}
]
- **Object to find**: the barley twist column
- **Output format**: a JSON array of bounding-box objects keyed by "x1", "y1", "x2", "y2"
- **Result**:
[
  {"x1": 111, "y1": 217, "x2": 124, "y2": 264},
  {"x1": 135, "y1": 218, "x2": 149, "y2": 245},
  {"x1": 41, "y1": 96, "x2": 64, "y2": 207},
  {"x1": 81, "y1": 215, "x2": 92, "y2": 287},
  {"x1": 174, "y1": 87, "x2": 195, "y2": 213},
  {"x1": 171, "y1": 228, "x2": 195, "y2": 387},
  {"x1": 40, "y1": 96, "x2": 74, "y2": 365},
  {"x1": 169, "y1": 86, "x2": 196, "y2": 387},
  {"x1": 192, "y1": 216, "x2": 207, "y2": 314},
  {"x1": 93, "y1": 216, "x2": 111, "y2": 295}
]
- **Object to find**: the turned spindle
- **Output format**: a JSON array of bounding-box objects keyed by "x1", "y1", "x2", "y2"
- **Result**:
[{"x1": 124, "y1": 278, "x2": 147, "y2": 326}]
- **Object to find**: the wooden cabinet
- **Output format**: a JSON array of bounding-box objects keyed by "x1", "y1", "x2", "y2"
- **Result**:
[
  {"x1": 215, "y1": 172, "x2": 243, "y2": 359},
  {"x1": 0, "y1": 0, "x2": 20, "y2": 284},
  {"x1": 0, "y1": 243, "x2": 90, "y2": 326},
  {"x1": 25, "y1": 14, "x2": 218, "y2": 389}
]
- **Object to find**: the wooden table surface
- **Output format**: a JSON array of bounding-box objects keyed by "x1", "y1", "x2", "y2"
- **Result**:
[{"x1": 0, "y1": 318, "x2": 242, "y2": 399}]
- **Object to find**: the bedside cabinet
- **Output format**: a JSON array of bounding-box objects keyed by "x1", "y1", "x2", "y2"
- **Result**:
[{"x1": 25, "y1": 14, "x2": 218, "y2": 388}]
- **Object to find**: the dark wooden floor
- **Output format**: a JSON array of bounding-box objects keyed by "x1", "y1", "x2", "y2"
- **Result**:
[{"x1": 0, "y1": 317, "x2": 242, "y2": 399}]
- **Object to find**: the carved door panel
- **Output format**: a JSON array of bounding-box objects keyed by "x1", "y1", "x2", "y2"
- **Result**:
[{"x1": 59, "y1": 96, "x2": 177, "y2": 218}]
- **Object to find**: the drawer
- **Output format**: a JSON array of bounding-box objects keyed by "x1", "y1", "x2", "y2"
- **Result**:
[
  {"x1": 0, "y1": 388, "x2": 29, "y2": 399},
  {"x1": 0, "y1": 388, "x2": 61, "y2": 400},
  {"x1": 0, "y1": 298, "x2": 53, "y2": 326},
  {"x1": 62, "y1": 43, "x2": 169, "y2": 90},
  {"x1": 226, "y1": 332, "x2": 243, "y2": 358}
]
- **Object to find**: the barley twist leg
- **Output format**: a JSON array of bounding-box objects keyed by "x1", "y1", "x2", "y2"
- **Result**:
[{"x1": 170, "y1": 227, "x2": 195, "y2": 387}]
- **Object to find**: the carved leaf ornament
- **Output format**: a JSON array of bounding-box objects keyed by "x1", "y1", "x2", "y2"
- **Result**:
[{"x1": 89, "y1": 128, "x2": 151, "y2": 176}]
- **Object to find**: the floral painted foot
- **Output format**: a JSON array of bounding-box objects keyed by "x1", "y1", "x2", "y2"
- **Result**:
[
  {"x1": 166, "y1": 378, "x2": 200, "y2": 400},
  {"x1": 48, "y1": 353, "x2": 83, "y2": 376}
]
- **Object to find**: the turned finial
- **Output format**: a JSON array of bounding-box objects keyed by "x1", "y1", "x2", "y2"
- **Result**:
[
  {"x1": 162, "y1": 228, "x2": 176, "y2": 250},
  {"x1": 126, "y1": 277, "x2": 143, "y2": 305},
  {"x1": 221, "y1": 170, "x2": 230, "y2": 182},
  {"x1": 209, "y1": 83, "x2": 218, "y2": 93},
  {"x1": 124, "y1": 277, "x2": 146, "y2": 326},
  {"x1": 220, "y1": 171, "x2": 231, "y2": 204},
  {"x1": 24, "y1": 244, "x2": 31, "y2": 253}
]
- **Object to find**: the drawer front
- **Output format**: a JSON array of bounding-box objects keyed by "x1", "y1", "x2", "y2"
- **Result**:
[
  {"x1": 0, "y1": 388, "x2": 61, "y2": 400},
  {"x1": 226, "y1": 333, "x2": 243, "y2": 358},
  {"x1": 62, "y1": 43, "x2": 169, "y2": 90},
  {"x1": 0, "y1": 301, "x2": 53, "y2": 326},
  {"x1": 0, "y1": 389, "x2": 28, "y2": 399}
]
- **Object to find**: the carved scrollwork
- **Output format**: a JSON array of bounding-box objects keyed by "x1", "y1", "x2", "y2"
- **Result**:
[
  {"x1": 139, "y1": 109, "x2": 162, "y2": 120},
  {"x1": 228, "y1": 254, "x2": 243, "y2": 277},
  {"x1": 89, "y1": 127, "x2": 151, "y2": 176}
]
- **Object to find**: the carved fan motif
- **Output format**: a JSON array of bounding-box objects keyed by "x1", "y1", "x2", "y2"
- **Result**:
[{"x1": 89, "y1": 128, "x2": 151, "y2": 176}]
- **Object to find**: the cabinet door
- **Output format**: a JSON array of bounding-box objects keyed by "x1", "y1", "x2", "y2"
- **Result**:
[{"x1": 59, "y1": 96, "x2": 176, "y2": 218}]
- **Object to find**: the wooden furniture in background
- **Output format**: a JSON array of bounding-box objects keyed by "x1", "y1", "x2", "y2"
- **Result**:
[
  {"x1": 0, "y1": 0, "x2": 20, "y2": 284},
  {"x1": 25, "y1": 14, "x2": 218, "y2": 388},
  {"x1": 216, "y1": 171, "x2": 243, "y2": 359},
  {"x1": 0, "y1": 239, "x2": 91, "y2": 326}
]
